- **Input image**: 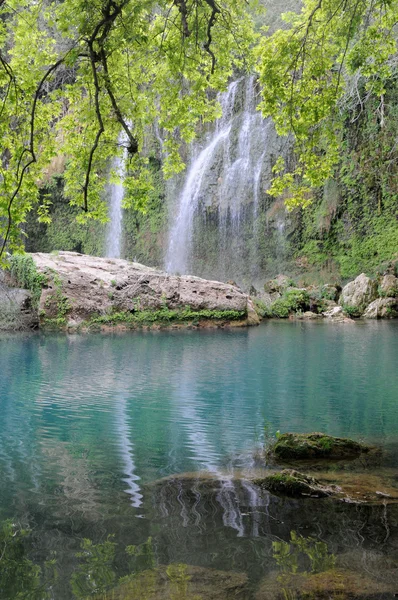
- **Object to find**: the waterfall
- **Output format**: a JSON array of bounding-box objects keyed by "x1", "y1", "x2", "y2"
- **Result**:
[
  {"x1": 165, "y1": 76, "x2": 277, "y2": 282},
  {"x1": 106, "y1": 135, "x2": 126, "y2": 259}
]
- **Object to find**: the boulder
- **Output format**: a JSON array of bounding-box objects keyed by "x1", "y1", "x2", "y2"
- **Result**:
[
  {"x1": 27, "y1": 252, "x2": 256, "y2": 329},
  {"x1": 379, "y1": 274, "x2": 398, "y2": 298},
  {"x1": 323, "y1": 306, "x2": 354, "y2": 322},
  {"x1": 340, "y1": 273, "x2": 378, "y2": 314},
  {"x1": 268, "y1": 432, "x2": 368, "y2": 461},
  {"x1": 0, "y1": 280, "x2": 38, "y2": 330},
  {"x1": 363, "y1": 297, "x2": 398, "y2": 319}
]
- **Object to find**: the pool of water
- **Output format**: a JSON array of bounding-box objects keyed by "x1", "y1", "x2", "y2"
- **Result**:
[{"x1": 1, "y1": 321, "x2": 398, "y2": 598}]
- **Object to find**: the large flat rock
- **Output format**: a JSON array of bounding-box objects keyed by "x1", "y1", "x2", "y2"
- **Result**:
[{"x1": 30, "y1": 252, "x2": 259, "y2": 329}]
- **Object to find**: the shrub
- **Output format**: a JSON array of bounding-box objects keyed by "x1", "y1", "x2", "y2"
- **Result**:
[{"x1": 267, "y1": 289, "x2": 310, "y2": 318}]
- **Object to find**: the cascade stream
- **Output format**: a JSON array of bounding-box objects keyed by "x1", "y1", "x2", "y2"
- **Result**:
[
  {"x1": 166, "y1": 76, "x2": 287, "y2": 284},
  {"x1": 106, "y1": 135, "x2": 127, "y2": 259}
]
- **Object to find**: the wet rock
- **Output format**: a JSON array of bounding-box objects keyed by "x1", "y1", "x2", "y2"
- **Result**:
[
  {"x1": 255, "y1": 568, "x2": 397, "y2": 599},
  {"x1": 28, "y1": 252, "x2": 256, "y2": 329},
  {"x1": 105, "y1": 564, "x2": 249, "y2": 599},
  {"x1": 379, "y1": 274, "x2": 398, "y2": 298},
  {"x1": 253, "y1": 470, "x2": 334, "y2": 498},
  {"x1": 363, "y1": 297, "x2": 398, "y2": 319},
  {"x1": 340, "y1": 273, "x2": 378, "y2": 314},
  {"x1": 268, "y1": 432, "x2": 368, "y2": 461},
  {"x1": 323, "y1": 306, "x2": 354, "y2": 322}
]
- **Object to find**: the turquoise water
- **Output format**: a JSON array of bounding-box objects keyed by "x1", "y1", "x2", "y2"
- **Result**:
[{"x1": 1, "y1": 321, "x2": 398, "y2": 598}]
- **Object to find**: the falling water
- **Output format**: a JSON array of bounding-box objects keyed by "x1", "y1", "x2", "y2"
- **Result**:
[
  {"x1": 165, "y1": 76, "x2": 276, "y2": 280},
  {"x1": 106, "y1": 135, "x2": 126, "y2": 258}
]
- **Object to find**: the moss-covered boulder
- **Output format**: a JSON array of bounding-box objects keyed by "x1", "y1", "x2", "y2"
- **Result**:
[
  {"x1": 269, "y1": 432, "x2": 368, "y2": 461},
  {"x1": 253, "y1": 470, "x2": 334, "y2": 498}
]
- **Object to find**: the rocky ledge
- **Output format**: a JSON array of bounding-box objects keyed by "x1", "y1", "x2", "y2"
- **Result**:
[
  {"x1": 251, "y1": 268, "x2": 398, "y2": 320},
  {"x1": 4, "y1": 252, "x2": 259, "y2": 331}
]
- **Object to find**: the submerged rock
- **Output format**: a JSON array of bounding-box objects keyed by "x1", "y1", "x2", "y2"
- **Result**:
[
  {"x1": 14, "y1": 252, "x2": 259, "y2": 330},
  {"x1": 255, "y1": 568, "x2": 397, "y2": 599},
  {"x1": 268, "y1": 432, "x2": 368, "y2": 461},
  {"x1": 253, "y1": 470, "x2": 334, "y2": 498},
  {"x1": 102, "y1": 564, "x2": 249, "y2": 599},
  {"x1": 293, "y1": 311, "x2": 322, "y2": 320},
  {"x1": 253, "y1": 468, "x2": 398, "y2": 504}
]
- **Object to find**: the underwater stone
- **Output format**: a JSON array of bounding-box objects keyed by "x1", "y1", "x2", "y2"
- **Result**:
[{"x1": 253, "y1": 469, "x2": 333, "y2": 498}]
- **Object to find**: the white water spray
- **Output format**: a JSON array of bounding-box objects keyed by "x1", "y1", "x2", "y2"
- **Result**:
[
  {"x1": 165, "y1": 77, "x2": 273, "y2": 278},
  {"x1": 106, "y1": 135, "x2": 127, "y2": 258}
]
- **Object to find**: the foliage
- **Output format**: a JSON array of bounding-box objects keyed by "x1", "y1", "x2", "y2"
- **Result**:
[
  {"x1": 71, "y1": 537, "x2": 117, "y2": 598},
  {"x1": 0, "y1": 0, "x2": 257, "y2": 264},
  {"x1": 273, "y1": 530, "x2": 336, "y2": 575},
  {"x1": 341, "y1": 303, "x2": 361, "y2": 318},
  {"x1": 266, "y1": 289, "x2": 310, "y2": 318},
  {"x1": 8, "y1": 255, "x2": 47, "y2": 307},
  {"x1": 256, "y1": 0, "x2": 398, "y2": 207}
]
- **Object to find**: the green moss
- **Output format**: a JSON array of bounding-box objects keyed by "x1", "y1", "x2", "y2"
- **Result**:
[
  {"x1": 83, "y1": 307, "x2": 246, "y2": 330},
  {"x1": 270, "y1": 432, "x2": 365, "y2": 461},
  {"x1": 8, "y1": 254, "x2": 47, "y2": 308}
]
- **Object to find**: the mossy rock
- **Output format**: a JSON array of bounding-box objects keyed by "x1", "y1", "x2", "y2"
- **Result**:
[
  {"x1": 255, "y1": 568, "x2": 397, "y2": 599},
  {"x1": 253, "y1": 470, "x2": 332, "y2": 499},
  {"x1": 270, "y1": 432, "x2": 368, "y2": 461}
]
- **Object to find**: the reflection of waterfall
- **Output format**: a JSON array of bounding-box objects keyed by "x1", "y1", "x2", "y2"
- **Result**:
[
  {"x1": 115, "y1": 397, "x2": 143, "y2": 508},
  {"x1": 166, "y1": 77, "x2": 276, "y2": 282},
  {"x1": 170, "y1": 368, "x2": 263, "y2": 537},
  {"x1": 106, "y1": 135, "x2": 126, "y2": 258}
]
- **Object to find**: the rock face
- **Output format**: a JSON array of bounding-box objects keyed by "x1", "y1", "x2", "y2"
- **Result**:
[
  {"x1": 30, "y1": 252, "x2": 259, "y2": 329},
  {"x1": 363, "y1": 297, "x2": 398, "y2": 319},
  {"x1": 380, "y1": 274, "x2": 398, "y2": 297},
  {"x1": 340, "y1": 273, "x2": 378, "y2": 313},
  {"x1": 0, "y1": 275, "x2": 37, "y2": 330}
]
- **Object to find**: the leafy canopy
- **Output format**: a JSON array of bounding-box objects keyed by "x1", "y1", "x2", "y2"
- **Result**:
[
  {"x1": 0, "y1": 0, "x2": 256, "y2": 263},
  {"x1": 256, "y1": 0, "x2": 398, "y2": 208},
  {"x1": 1, "y1": 0, "x2": 398, "y2": 262}
]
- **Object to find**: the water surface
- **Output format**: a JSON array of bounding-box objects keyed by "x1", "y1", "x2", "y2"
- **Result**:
[{"x1": 1, "y1": 321, "x2": 397, "y2": 598}]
